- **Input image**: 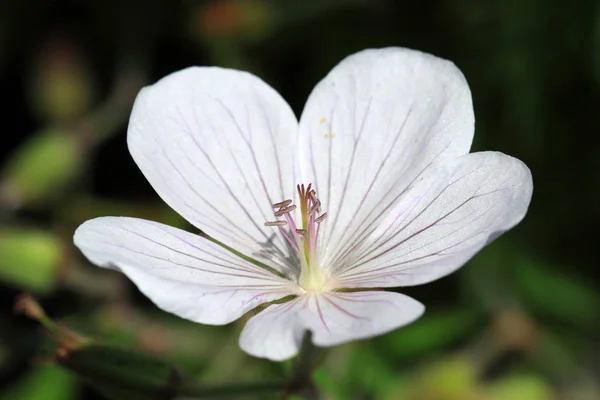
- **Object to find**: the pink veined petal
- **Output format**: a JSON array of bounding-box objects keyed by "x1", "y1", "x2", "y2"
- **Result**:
[
  {"x1": 297, "y1": 47, "x2": 475, "y2": 273},
  {"x1": 333, "y1": 151, "x2": 533, "y2": 289},
  {"x1": 127, "y1": 67, "x2": 299, "y2": 276},
  {"x1": 239, "y1": 290, "x2": 424, "y2": 361},
  {"x1": 74, "y1": 217, "x2": 300, "y2": 325}
]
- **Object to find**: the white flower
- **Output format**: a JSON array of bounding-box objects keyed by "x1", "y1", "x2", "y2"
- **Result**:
[{"x1": 74, "y1": 48, "x2": 533, "y2": 361}]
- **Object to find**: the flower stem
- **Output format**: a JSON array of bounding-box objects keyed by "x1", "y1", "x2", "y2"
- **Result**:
[
  {"x1": 286, "y1": 332, "x2": 324, "y2": 398},
  {"x1": 14, "y1": 293, "x2": 87, "y2": 346}
]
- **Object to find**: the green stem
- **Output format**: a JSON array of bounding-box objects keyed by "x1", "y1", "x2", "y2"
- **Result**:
[
  {"x1": 14, "y1": 293, "x2": 88, "y2": 345},
  {"x1": 179, "y1": 381, "x2": 287, "y2": 399},
  {"x1": 286, "y1": 332, "x2": 323, "y2": 398},
  {"x1": 37, "y1": 314, "x2": 69, "y2": 341}
]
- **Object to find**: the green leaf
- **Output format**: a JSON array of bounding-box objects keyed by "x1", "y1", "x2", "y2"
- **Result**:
[
  {"x1": 1, "y1": 366, "x2": 78, "y2": 400},
  {"x1": 0, "y1": 129, "x2": 84, "y2": 208},
  {"x1": 488, "y1": 374, "x2": 556, "y2": 400},
  {"x1": 313, "y1": 345, "x2": 355, "y2": 400},
  {"x1": 347, "y1": 345, "x2": 397, "y2": 398},
  {"x1": 393, "y1": 357, "x2": 481, "y2": 400},
  {"x1": 0, "y1": 227, "x2": 63, "y2": 292},
  {"x1": 381, "y1": 308, "x2": 482, "y2": 359},
  {"x1": 513, "y1": 260, "x2": 600, "y2": 330},
  {"x1": 460, "y1": 238, "x2": 520, "y2": 311},
  {"x1": 313, "y1": 366, "x2": 350, "y2": 400}
]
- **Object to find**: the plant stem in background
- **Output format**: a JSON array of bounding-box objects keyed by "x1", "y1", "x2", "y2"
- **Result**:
[{"x1": 286, "y1": 332, "x2": 325, "y2": 399}]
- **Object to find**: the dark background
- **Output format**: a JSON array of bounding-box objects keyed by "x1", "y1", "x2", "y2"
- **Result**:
[{"x1": 1, "y1": 1, "x2": 599, "y2": 399}]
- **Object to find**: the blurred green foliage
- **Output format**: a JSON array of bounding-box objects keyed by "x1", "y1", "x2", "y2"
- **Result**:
[
  {"x1": 1, "y1": 130, "x2": 85, "y2": 208},
  {"x1": 0, "y1": 227, "x2": 64, "y2": 293},
  {"x1": 0, "y1": 366, "x2": 78, "y2": 400},
  {"x1": 1, "y1": 0, "x2": 599, "y2": 399}
]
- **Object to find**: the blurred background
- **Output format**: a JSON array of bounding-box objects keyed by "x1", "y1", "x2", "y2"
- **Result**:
[{"x1": 1, "y1": 0, "x2": 599, "y2": 399}]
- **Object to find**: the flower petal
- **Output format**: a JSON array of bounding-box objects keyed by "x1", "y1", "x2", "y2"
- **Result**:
[
  {"x1": 239, "y1": 291, "x2": 424, "y2": 361},
  {"x1": 128, "y1": 67, "x2": 299, "y2": 274},
  {"x1": 74, "y1": 217, "x2": 300, "y2": 325},
  {"x1": 297, "y1": 47, "x2": 474, "y2": 272},
  {"x1": 334, "y1": 152, "x2": 533, "y2": 288}
]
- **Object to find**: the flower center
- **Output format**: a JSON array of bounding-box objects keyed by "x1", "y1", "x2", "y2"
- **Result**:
[{"x1": 265, "y1": 184, "x2": 328, "y2": 291}]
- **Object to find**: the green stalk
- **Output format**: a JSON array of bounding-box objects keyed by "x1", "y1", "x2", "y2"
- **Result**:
[{"x1": 286, "y1": 332, "x2": 324, "y2": 398}]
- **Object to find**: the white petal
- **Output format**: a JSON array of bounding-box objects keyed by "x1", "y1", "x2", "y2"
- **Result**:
[
  {"x1": 334, "y1": 152, "x2": 533, "y2": 288},
  {"x1": 297, "y1": 47, "x2": 475, "y2": 272},
  {"x1": 74, "y1": 217, "x2": 300, "y2": 325},
  {"x1": 239, "y1": 291, "x2": 424, "y2": 361},
  {"x1": 127, "y1": 67, "x2": 299, "y2": 275}
]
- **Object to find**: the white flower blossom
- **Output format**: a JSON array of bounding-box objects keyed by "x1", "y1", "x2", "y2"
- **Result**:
[{"x1": 74, "y1": 48, "x2": 533, "y2": 361}]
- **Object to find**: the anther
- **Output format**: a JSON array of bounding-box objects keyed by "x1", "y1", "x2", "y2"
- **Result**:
[
  {"x1": 264, "y1": 220, "x2": 288, "y2": 227},
  {"x1": 315, "y1": 213, "x2": 328, "y2": 223},
  {"x1": 272, "y1": 200, "x2": 292, "y2": 209},
  {"x1": 308, "y1": 202, "x2": 321, "y2": 216},
  {"x1": 296, "y1": 229, "x2": 307, "y2": 235},
  {"x1": 274, "y1": 204, "x2": 297, "y2": 217}
]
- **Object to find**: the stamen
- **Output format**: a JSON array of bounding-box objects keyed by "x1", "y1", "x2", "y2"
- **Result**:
[
  {"x1": 264, "y1": 220, "x2": 288, "y2": 226},
  {"x1": 272, "y1": 199, "x2": 292, "y2": 209},
  {"x1": 315, "y1": 213, "x2": 328, "y2": 223},
  {"x1": 307, "y1": 202, "x2": 321, "y2": 216},
  {"x1": 278, "y1": 224, "x2": 300, "y2": 252},
  {"x1": 308, "y1": 191, "x2": 321, "y2": 213},
  {"x1": 274, "y1": 204, "x2": 297, "y2": 217},
  {"x1": 264, "y1": 184, "x2": 328, "y2": 291}
]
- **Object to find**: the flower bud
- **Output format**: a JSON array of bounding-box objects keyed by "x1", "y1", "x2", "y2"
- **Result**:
[
  {"x1": 57, "y1": 342, "x2": 182, "y2": 400},
  {"x1": 28, "y1": 35, "x2": 95, "y2": 123}
]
